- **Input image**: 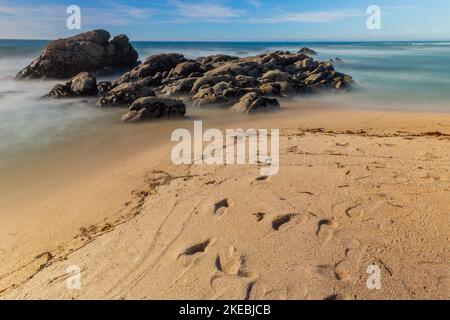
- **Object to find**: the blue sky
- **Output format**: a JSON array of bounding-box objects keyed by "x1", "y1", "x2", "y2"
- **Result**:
[{"x1": 0, "y1": 0, "x2": 449, "y2": 41}]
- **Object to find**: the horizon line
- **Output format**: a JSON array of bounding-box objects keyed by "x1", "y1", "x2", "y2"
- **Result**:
[{"x1": 1, "y1": 38, "x2": 450, "y2": 43}]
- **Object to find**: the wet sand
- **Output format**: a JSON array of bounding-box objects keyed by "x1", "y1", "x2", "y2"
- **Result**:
[{"x1": 0, "y1": 100, "x2": 449, "y2": 299}]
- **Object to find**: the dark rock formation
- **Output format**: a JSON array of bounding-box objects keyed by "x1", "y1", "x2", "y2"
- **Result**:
[
  {"x1": 168, "y1": 61, "x2": 203, "y2": 78},
  {"x1": 193, "y1": 81, "x2": 250, "y2": 107},
  {"x1": 96, "y1": 81, "x2": 155, "y2": 107},
  {"x1": 121, "y1": 97, "x2": 186, "y2": 122},
  {"x1": 101, "y1": 49, "x2": 352, "y2": 110},
  {"x1": 16, "y1": 30, "x2": 138, "y2": 79},
  {"x1": 230, "y1": 92, "x2": 280, "y2": 114},
  {"x1": 47, "y1": 72, "x2": 98, "y2": 97},
  {"x1": 27, "y1": 32, "x2": 354, "y2": 123},
  {"x1": 196, "y1": 55, "x2": 239, "y2": 70},
  {"x1": 298, "y1": 47, "x2": 318, "y2": 55},
  {"x1": 114, "y1": 53, "x2": 186, "y2": 85}
]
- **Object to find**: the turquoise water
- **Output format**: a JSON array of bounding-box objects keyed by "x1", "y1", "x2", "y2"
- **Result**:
[{"x1": 1, "y1": 40, "x2": 450, "y2": 166}]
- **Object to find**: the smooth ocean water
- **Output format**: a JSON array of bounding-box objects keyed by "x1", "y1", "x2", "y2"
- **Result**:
[{"x1": 1, "y1": 40, "x2": 450, "y2": 168}]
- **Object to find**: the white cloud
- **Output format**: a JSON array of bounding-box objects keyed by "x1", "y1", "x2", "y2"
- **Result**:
[{"x1": 170, "y1": 0, "x2": 244, "y2": 18}]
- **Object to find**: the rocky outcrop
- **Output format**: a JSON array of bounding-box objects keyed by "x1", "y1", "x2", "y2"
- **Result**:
[
  {"x1": 96, "y1": 81, "x2": 155, "y2": 107},
  {"x1": 168, "y1": 61, "x2": 203, "y2": 78},
  {"x1": 196, "y1": 55, "x2": 239, "y2": 70},
  {"x1": 97, "y1": 81, "x2": 113, "y2": 95},
  {"x1": 230, "y1": 92, "x2": 280, "y2": 114},
  {"x1": 100, "y1": 50, "x2": 352, "y2": 110},
  {"x1": 26, "y1": 32, "x2": 354, "y2": 123},
  {"x1": 47, "y1": 72, "x2": 97, "y2": 98},
  {"x1": 298, "y1": 47, "x2": 317, "y2": 55},
  {"x1": 193, "y1": 81, "x2": 251, "y2": 107},
  {"x1": 16, "y1": 30, "x2": 138, "y2": 79},
  {"x1": 260, "y1": 70, "x2": 291, "y2": 83},
  {"x1": 114, "y1": 53, "x2": 186, "y2": 85},
  {"x1": 160, "y1": 78, "x2": 197, "y2": 96},
  {"x1": 121, "y1": 97, "x2": 186, "y2": 122}
]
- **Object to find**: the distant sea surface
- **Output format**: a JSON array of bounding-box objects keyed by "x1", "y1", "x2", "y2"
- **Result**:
[{"x1": 1, "y1": 40, "x2": 450, "y2": 169}]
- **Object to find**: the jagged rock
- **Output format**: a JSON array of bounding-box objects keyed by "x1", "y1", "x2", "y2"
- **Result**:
[
  {"x1": 191, "y1": 75, "x2": 234, "y2": 93},
  {"x1": 37, "y1": 45, "x2": 354, "y2": 120},
  {"x1": 188, "y1": 72, "x2": 204, "y2": 78},
  {"x1": 168, "y1": 61, "x2": 203, "y2": 78},
  {"x1": 298, "y1": 47, "x2": 317, "y2": 55},
  {"x1": 197, "y1": 54, "x2": 239, "y2": 70},
  {"x1": 122, "y1": 97, "x2": 186, "y2": 122},
  {"x1": 304, "y1": 73, "x2": 324, "y2": 85},
  {"x1": 97, "y1": 81, "x2": 113, "y2": 95},
  {"x1": 96, "y1": 81, "x2": 155, "y2": 107},
  {"x1": 161, "y1": 78, "x2": 197, "y2": 96},
  {"x1": 193, "y1": 81, "x2": 249, "y2": 107},
  {"x1": 258, "y1": 83, "x2": 281, "y2": 96},
  {"x1": 234, "y1": 75, "x2": 258, "y2": 87},
  {"x1": 47, "y1": 84, "x2": 72, "y2": 98},
  {"x1": 115, "y1": 53, "x2": 186, "y2": 85},
  {"x1": 16, "y1": 30, "x2": 138, "y2": 79},
  {"x1": 47, "y1": 72, "x2": 97, "y2": 98},
  {"x1": 260, "y1": 70, "x2": 291, "y2": 82},
  {"x1": 70, "y1": 72, "x2": 97, "y2": 95},
  {"x1": 230, "y1": 92, "x2": 280, "y2": 114},
  {"x1": 205, "y1": 60, "x2": 262, "y2": 78}
]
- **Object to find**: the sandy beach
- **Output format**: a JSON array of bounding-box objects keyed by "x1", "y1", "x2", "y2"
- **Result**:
[{"x1": 0, "y1": 102, "x2": 449, "y2": 300}]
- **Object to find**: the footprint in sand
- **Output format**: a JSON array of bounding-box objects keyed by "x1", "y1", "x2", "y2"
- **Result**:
[
  {"x1": 177, "y1": 239, "x2": 211, "y2": 267},
  {"x1": 271, "y1": 213, "x2": 307, "y2": 232},
  {"x1": 213, "y1": 198, "x2": 230, "y2": 216},
  {"x1": 323, "y1": 293, "x2": 351, "y2": 300},
  {"x1": 272, "y1": 214, "x2": 296, "y2": 231},
  {"x1": 215, "y1": 247, "x2": 244, "y2": 276},
  {"x1": 210, "y1": 276, "x2": 256, "y2": 300},
  {"x1": 253, "y1": 212, "x2": 265, "y2": 222},
  {"x1": 315, "y1": 264, "x2": 350, "y2": 281},
  {"x1": 316, "y1": 219, "x2": 332, "y2": 236},
  {"x1": 210, "y1": 247, "x2": 257, "y2": 299},
  {"x1": 246, "y1": 281, "x2": 289, "y2": 300},
  {"x1": 315, "y1": 218, "x2": 338, "y2": 242}
]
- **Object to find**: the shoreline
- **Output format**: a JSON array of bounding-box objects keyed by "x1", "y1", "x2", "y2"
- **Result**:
[{"x1": 1, "y1": 104, "x2": 449, "y2": 299}]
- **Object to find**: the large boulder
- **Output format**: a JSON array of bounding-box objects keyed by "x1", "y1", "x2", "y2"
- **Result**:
[
  {"x1": 161, "y1": 78, "x2": 197, "y2": 96},
  {"x1": 168, "y1": 61, "x2": 203, "y2": 78},
  {"x1": 193, "y1": 81, "x2": 249, "y2": 107},
  {"x1": 258, "y1": 81, "x2": 296, "y2": 96},
  {"x1": 298, "y1": 47, "x2": 317, "y2": 55},
  {"x1": 304, "y1": 73, "x2": 324, "y2": 85},
  {"x1": 197, "y1": 54, "x2": 239, "y2": 70},
  {"x1": 122, "y1": 97, "x2": 186, "y2": 122},
  {"x1": 115, "y1": 53, "x2": 186, "y2": 85},
  {"x1": 205, "y1": 60, "x2": 262, "y2": 78},
  {"x1": 191, "y1": 75, "x2": 234, "y2": 93},
  {"x1": 96, "y1": 81, "x2": 155, "y2": 107},
  {"x1": 230, "y1": 92, "x2": 280, "y2": 114},
  {"x1": 47, "y1": 72, "x2": 98, "y2": 98},
  {"x1": 260, "y1": 70, "x2": 291, "y2": 82},
  {"x1": 234, "y1": 75, "x2": 258, "y2": 87},
  {"x1": 16, "y1": 30, "x2": 138, "y2": 79}
]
